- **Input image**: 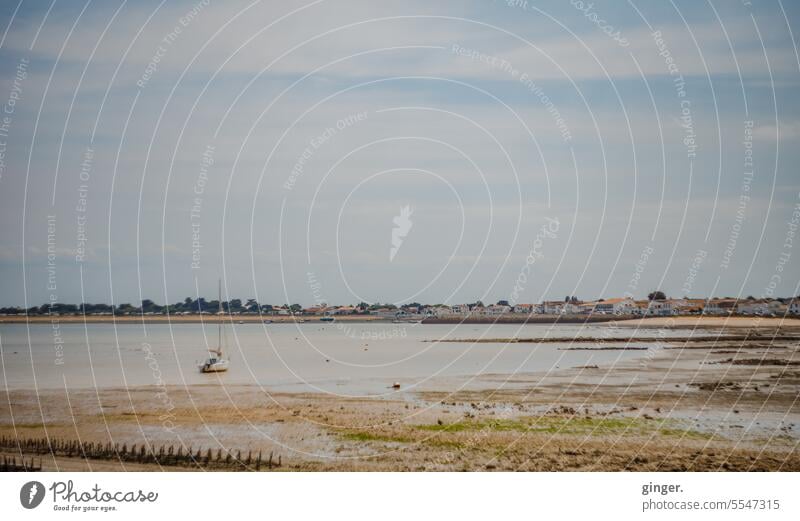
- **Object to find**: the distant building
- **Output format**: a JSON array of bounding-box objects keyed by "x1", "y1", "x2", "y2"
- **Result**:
[
  {"x1": 542, "y1": 301, "x2": 564, "y2": 314},
  {"x1": 449, "y1": 304, "x2": 470, "y2": 315},
  {"x1": 670, "y1": 298, "x2": 705, "y2": 314},
  {"x1": 470, "y1": 305, "x2": 486, "y2": 315},
  {"x1": 591, "y1": 297, "x2": 636, "y2": 315},
  {"x1": 737, "y1": 299, "x2": 784, "y2": 316},
  {"x1": 424, "y1": 305, "x2": 450, "y2": 317},
  {"x1": 703, "y1": 299, "x2": 738, "y2": 315},
  {"x1": 370, "y1": 307, "x2": 399, "y2": 318},
  {"x1": 486, "y1": 304, "x2": 511, "y2": 315},
  {"x1": 513, "y1": 303, "x2": 534, "y2": 314},
  {"x1": 645, "y1": 300, "x2": 673, "y2": 316}
]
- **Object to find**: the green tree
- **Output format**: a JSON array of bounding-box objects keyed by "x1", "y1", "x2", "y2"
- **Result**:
[{"x1": 117, "y1": 303, "x2": 136, "y2": 314}]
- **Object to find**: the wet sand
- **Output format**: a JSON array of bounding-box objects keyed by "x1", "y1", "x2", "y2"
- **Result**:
[
  {"x1": 1, "y1": 323, "x2": 799, "y2": 471},
  {"x1": 617, "y1": 316, "x2": 800, "y2": 328}
]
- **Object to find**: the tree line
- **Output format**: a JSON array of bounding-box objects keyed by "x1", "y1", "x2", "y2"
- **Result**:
[
  {"x1": 0, "y1": 298, "x2": 413, "y2": 316},
  {"x1": 1, "y1": 297, "x2": 283, "y2": 316}
]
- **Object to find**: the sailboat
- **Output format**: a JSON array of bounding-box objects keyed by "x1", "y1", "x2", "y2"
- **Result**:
[{"x1": 200, "y1": 279, "x2": 230, "y2": 373}]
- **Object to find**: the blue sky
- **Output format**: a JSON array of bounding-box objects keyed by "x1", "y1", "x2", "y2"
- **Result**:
[{"x1": 0, "y1": 0, "x2": 799, "y2": 307}]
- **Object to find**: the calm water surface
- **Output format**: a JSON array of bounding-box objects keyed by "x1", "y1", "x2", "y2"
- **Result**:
[{"x1": 0, "y1": 322, "x2": 689, "y2": 395}]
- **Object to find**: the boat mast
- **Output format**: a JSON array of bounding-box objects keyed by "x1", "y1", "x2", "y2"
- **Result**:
[{"x1": 217, "y1": 278, "x2": 222, "y2": 357}]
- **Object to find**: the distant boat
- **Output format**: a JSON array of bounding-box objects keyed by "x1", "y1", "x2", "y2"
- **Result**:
[
  {"x1": 320, "y1": 316, "x2": 335, "y2": 322},
  {"x1": 200, "y1": 279, "x2": 230, "y2": 373}
]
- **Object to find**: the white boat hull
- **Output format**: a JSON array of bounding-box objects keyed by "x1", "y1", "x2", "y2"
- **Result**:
[{"x1": 200, "y1": 359, "x2": 229, "y2": 373}]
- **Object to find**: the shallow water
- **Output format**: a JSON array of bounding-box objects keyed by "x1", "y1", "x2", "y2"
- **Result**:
[{"x1": 0, "y1": 322, "x2": 692, "y2": 395}]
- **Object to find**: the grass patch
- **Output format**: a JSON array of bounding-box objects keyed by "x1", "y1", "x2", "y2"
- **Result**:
[
  {"x1": 340, "y1": 417, "x2": 714, "y2": 446},
  {"x1": 338, "y1": 431, "x2": 466, "y2": 449},
  {"x1": 418, "y1": 419, "x2": 528, "y2": 433},
  {"x1": 657, "y1": 427, "x2": 715, "y2": 440},
  {"x1": 417, "y1": 416, "x2": 712, "y2": 439}
]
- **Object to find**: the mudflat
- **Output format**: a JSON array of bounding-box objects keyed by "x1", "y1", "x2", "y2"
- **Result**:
[{"x1": 1, "y1": 322, "x2": 798, "y2": 471}]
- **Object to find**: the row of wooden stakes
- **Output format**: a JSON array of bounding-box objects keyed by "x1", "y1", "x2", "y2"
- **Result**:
[
  {"x1": 0, "y1": 436, "x2": 281, "y2": 470},
  {"x1": 1, "y1": 454, "x2": 42, "y2": 472}
]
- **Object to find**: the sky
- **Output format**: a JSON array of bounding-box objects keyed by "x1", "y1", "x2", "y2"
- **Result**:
[{"x1": 0, "y1": 0, "x2": 799, "y2": 308}]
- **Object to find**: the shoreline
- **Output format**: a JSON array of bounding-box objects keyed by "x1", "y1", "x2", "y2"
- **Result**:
[{"x1": 3, "y1": 314, "x2": 798, "y2": 327}]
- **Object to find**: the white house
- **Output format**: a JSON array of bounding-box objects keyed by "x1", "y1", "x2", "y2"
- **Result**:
[
  {"x1": 703, "y1": 299, "x2": 737, "y2": 315},
  {"x1": 592, "y1": 297, "x2": 636, "y2": 315},
  {"x1": 645, "y1": 300, "x2": 673, "y2": 316},
  {"x1": 790, "y1": 299, "x2": 800, "y2": 315},
  {"x1": 423, "y1": 306, "x2": 449, "y2": 317},
  {"x1": 486, "y1": 304, "x2": 511, "y2": 315},
  {"x1": 449, "y1": 304, "x2": 470, "y2": 315},
  {"x1": 737, "y1": 300, "x2": 769, "y2": 315},
  {"x1": 513, "y1": 303, "x2": 534, "y2": 314},
  {"x1": 670, "y1": 298, "x2": 705, "y2": 314},
  {"x1": 542, "y1": 301, "x2": 564, "y2": 314},
  {"x1": 470, "y1": 305, "x2": 487, "y2": 315},
  {"x1": 737, "y1": 300, "x2": 784, "y2": 315}
]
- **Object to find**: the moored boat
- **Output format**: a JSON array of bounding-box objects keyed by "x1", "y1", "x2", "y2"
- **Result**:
[{"x1": 200, "y1": 279, "x2": 230, "y2": 373}]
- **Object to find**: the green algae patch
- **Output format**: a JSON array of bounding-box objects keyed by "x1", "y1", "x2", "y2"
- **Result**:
[
  {"x1": 417, "y1": 416, "x2": 712, "y2": 439},
  {"x1": 338, "y1": 431, "x2": 413, "y2": 444}
]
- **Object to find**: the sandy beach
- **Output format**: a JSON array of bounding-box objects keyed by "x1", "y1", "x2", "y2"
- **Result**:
[{"x1": 1, "y1": 319, "x2": 798, "y2": 471}]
